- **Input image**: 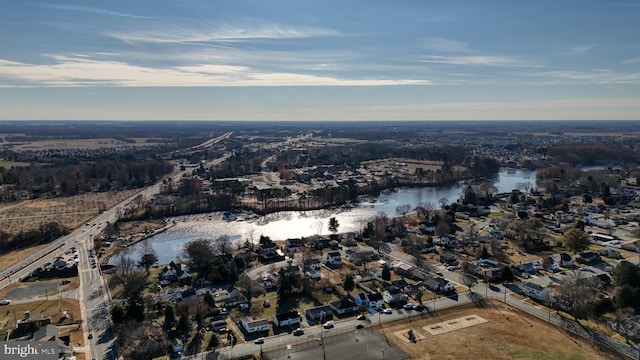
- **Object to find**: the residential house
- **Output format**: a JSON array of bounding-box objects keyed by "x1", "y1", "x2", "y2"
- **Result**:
[
  {"x1": 423, "y1": 277, "x2": 455, "y2": 293},
  {"x1": 272, "y1": 311, "x2": 301, "y2": 328},
  {"x1": 211, "y1": 320, "x2": 228, "y2": 333},
  {"x1": 223, "y1": 289, "x2": 248, "y2": 308},
  {"x1": 172, "y1": 338, "x2": 184, "y2": 354},
  {"x1": 439, "y1": 253, "x2": 458, "y2": 265},
  {"x1": 366, "y1": 293, "x2": 385, "y2": 309},
  {"x1": 518, "y1": 261, "x2": 538, "y2": 275},
  {"x1": 325, "y1": 251, "x2": 342, "y2": 267},
  {"x1": 353, "y1": 293, "x2": 369, "y2": 308},
  {"x1": 241, "y1": 317, "x2": 270, "y2": 333},
  {"x1": 559, "y1": 253, "x2": 574, "y2": 268},
  {"x1": 383, "y1": 287, "x2": 408, "y2": 304},
  {"x1": 284, "y1": 239, "x2": 305, "y2": 253},
  {"x1": 544, "y1": 257, "x2": 560, "y2": 272},
  {"x1": 306, "y1": 305, "x2": 333, "y2": 325},
  {"x1": 258, "y1": 242, "x2": 277, "y2": 257},
  {"x1": 329, "y1": 298, "x2": 360, "y2": 315},
  {"x1": 522, "y1": 282, "x2": 549, "y2": 301},
  {"x1": 577, "y1": 252, "x2": 600, "y2": 265}
]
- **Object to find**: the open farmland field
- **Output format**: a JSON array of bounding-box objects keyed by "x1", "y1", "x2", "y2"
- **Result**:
[
  {"x1": 0, "y1": 189, "x2": 141, "y2": 235},
  {"x1": 4, "y1": 137, "x2": 165, "y2": 152},
  {"x1": 382, "y1": 300, "x2": 624, "y2": 360}
]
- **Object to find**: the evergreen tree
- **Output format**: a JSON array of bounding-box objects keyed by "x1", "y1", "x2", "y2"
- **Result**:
[
  {"x1": 381, "y1": 264, "x2": 391, "y2": 281},
  {"x1": 343, "y1": 273, "x2": 355, "y2": 295}
]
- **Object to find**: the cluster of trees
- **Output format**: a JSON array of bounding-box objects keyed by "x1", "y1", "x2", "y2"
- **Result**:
[
  {"x1": 0, "y1": 221, "x2": 68, "y2": 253},
  {"x1": 0, "y1": 159, "x2": 174, "y2": 200},
  {"x1": 612, "y1": 261, "x2": 640, "y2": 313},
  {"x1": 180, "y1": 237, "x2": 245, "y2": 285}
]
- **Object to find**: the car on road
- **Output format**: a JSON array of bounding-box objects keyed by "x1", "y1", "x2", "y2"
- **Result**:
[
  {"x1": 403, "y1": 303, "x2": 415, "y2": 310},
  {"x1": 323, "y1": 321, "x2": 334, "y2": 329},
  {"x1": 356, "y1": 314, "x2": 367, "y2": 320},
  {"x1": 254, "y1": 337, "x2": 264, "y2": 344},
  {"x1": 415, "y1": 305, "x2": 425, "y2": 312},
  {"x1": 0, "y1": 300, "x2": 11, "y2": 305},
  {"x1": 293, "y1": 328, "x2": 304, "y2": 336},
  {"x1": 382, "y1": 308, "x2": 393, "y2": 314},
  {"x1": 355, "y1": 323, "x2": 365, "y2": 329},
  {"x1": 88, "y1": 333, "x2": 93, "y2": 339}
]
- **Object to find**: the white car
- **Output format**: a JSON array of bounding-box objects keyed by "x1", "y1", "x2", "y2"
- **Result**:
[
  {"x1": 323, "y1": 321, "x2": 334, "y2": 329},
  {"x1": 382, "y1": 308, "x2": 393, "y2": 314},
  {"x1": 403, "y1": 303, "x2": 415, "y2": 310},
  {"x1": 0, "y1": 300, "x2": 10, "y2": 305}
]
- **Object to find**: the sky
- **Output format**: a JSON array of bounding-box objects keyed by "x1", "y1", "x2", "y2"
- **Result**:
[{"x1": 1, "y1": 0, "x2": 640, "y2": 121}]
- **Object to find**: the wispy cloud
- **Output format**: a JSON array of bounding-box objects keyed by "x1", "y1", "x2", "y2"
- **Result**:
[
  {"x1": 41, "y1": 4, "x2": 154, "y2": 19},
  {"x1": 568, "y1": 44, "x2": 597, "y2": 55},
  {"x1": 528, "y1": 69, "x2": 640, "y2": 84},
  {"x1": 423, "y1": 37, "x2": 471, "y2": 53},
  {"x1": 418, "y1": 55, "x2": 534, "y2": 67},
  {"x1": 622, "y1": 57, "x2": 640, "y2": 65},
  {"x1": 0, "y1": 56, "x2": 429, "y2": 87},
  {"x1": 107, "y1": 23, "x2": 340, "y2": 45}
]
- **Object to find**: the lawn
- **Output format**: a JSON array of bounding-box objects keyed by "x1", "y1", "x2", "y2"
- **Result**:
[{"x1": 381, "y1": 300, "x2": 624, "y2": 360}]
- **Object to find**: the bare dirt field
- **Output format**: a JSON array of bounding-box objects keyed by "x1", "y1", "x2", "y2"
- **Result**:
[
  {"x1": 381, "y1": 300, "x2": 625, "y2": 360},
  {"x1": 0, "y1": 189, "x2": 141, "y2": 235}
]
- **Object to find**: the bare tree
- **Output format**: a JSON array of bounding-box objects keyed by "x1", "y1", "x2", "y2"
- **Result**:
[
  {"x1": 214, "y1": 235, "x2": 233, "y2": 256},
  {"x1": 414, "y1": 201, "x2": 435, "y2": 221},
  {"x1": 438, "y1": 197, "x2": 448, "y2": 210},
  {"x1": 516, "y1": 182, "x2": 532, "y2": 195},
  {"x1": 236, "y1": 274, "x2": 263, "y2": 309},
  {"x1": 396, "y1": 204, "x2": 412, "y2": 218},
  {"x1": 137, "y1": 239, "x2": 158, "y2": 275},
  {"x1": 552, "y1": 270, "x2": 598, "y2": 319},
  {"x1": 112, "y1": 249, "x2": 148, "y2": 297},
  {"x1": 461, "y1": 261, "x2": 477, "y2": 292}
]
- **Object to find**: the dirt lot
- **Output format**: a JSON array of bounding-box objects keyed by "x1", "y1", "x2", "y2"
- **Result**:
[{"x1": 381, "y1": 300, "x2": 624, "y2": 360}]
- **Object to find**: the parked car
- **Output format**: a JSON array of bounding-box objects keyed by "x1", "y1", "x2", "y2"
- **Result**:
[
  {"x1": 415, "y1": 305, "x2": 425, "y2": 312},
  {"x1": 356, "y1": 314, "x2": 367, "y2": 320},
  {"x1": 323, "y1": 321, "x2": 334, "y2": 329},
  {"x1": 382, "y1": 308, "x2": 393, "y2": 314},
  {"x1": 88, "y1": 333, "x2": 93, "y2": 339},
  {"x1": 356, "y1": 323, "x2": 365, "y2": 329},
  {"x1": 403, "y1": 303, "x2": 414, "y2": 310},
  {"x1": 293, "y1": 328, "x2": 304, "y2": 336},
  {"x1": 0, "y1": 299, "x2": 10, "y2": 305},
  {"x1": 254, "y1": 337, "x2": 264, "y2": 344}
]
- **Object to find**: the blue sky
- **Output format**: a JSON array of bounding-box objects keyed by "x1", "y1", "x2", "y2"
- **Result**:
[{"x1": 1, "y1": 0, "x2": 639, "y2": 120}]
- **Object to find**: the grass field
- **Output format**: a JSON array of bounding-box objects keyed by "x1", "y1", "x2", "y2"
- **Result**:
[
  {"x1": 381, "y1": 300, "x2": 625, "y2": 360},
  {"x1": 0, "y1": 160, "x2": 31, "y2": 168}
]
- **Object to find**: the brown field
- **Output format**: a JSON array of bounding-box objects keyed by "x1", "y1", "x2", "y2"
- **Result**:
[
  {"x1": 5, "y1": 137, "x2": 164, "y2": 152},
  {"x1": 0, "y1": 189, "x2": 141, "y2": 235},
  {"x1": 0, "y1": 299, "x2": 82, "y2": 338},
  {"x1": 381, "y1": 300, "x2": 625, "y2": 360}
]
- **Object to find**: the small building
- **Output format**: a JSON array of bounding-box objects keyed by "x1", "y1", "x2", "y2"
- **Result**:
[
  {"x1": 306, "y1": 305, "x2": 333, "y2": 325},
  {"x1": 522, "y1": 282, "x2": 549, "y2": 301},
  {"x1": 559, "y1": 253, "x2": 573, "y2": 268},
  {"x1": 577, "y1": 252, "x2": 600, "y2": 264},
  {"x1": 329, "y1": 298, "x2": 360, "y2": 315},
  {"x1": 258, "y1": 242, "x2": 278, "y2": 257},
  {"x1": 284, "y1": 239, "x2": 305, "y2": 253},
  {"x1": 383, "y1": 287, "x2": 408, "y2": 304},
  {"x1": 326, "y1": 251, "x2": 342, "y2": 266},
  {"x1": 241, "y1": 317, "x2": 270, "y2": 333},
  {"x1": 366, "y1": 293, "x2": 385, "y2": 309},
  {"x1": 272, "y1": 311, "x2": 301, "y2": 328}
]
